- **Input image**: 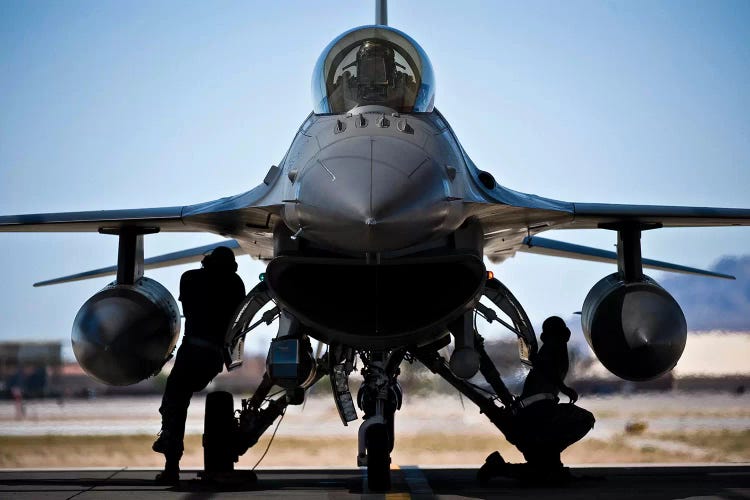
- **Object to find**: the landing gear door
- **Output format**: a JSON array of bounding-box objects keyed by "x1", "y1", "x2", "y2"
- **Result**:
[
  {"x1": 224, "y1": 281, "x2": 275, "y2": 371},
  {"x1": 226, "y1": 335, "x2": 245, "y2": 371},
  {"x1": 482, "y1": 278, "x2": 537, "y2": 366},
  {"x1": 517, "y1": 337, "x2": 532, "y2": 366}
]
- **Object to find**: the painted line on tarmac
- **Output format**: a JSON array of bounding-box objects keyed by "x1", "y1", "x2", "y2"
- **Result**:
[
  {"x1": 64, "y1": 467, "x2": 125, "y2": 500},
  {"x1": 400, "y1": 465, "x2": 433, "y2": 497},
  {"x1": 386, "y1": 465, "x2": 411, "y2": 500},
  {"x1": 359, "y1": 466, "x2": 365, "y2": 494},
  {"x1": 360, "y1": 464, "x2": 414, "y2": 498}
]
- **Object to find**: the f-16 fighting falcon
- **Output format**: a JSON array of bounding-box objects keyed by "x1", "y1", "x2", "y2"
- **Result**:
[{"x1": 2, "y1": 0, "x2": 749, "y2": 491}]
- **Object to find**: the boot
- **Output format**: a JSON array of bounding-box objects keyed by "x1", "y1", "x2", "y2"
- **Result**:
[
  {"x1": 520, "y1": 462, "x2": 571, "y2": 487},
  {"x1": 152, "y1": 429, "x2": 184, "y2": 456},
  {"x1": 478, "y1": 451, "x2": 508, "y2": 485},
  {"x1": 154, "y1": 456, "x2": 180, "y2": 485},
  {"x1": 152, "y1": 429, "x2": 172, "y2": 455}
]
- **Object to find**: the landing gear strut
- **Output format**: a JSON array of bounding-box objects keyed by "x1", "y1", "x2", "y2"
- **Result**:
[
  {"x1": 356, "y1": 350, "x2": 404, "y2": 492},
  {"x1": 210, "y1": 281, "x2": 327, "y2": 475},
  {"x1": 215, "y1": 276, "x2": 535, "y2": 491},
  {"x1": 413, "y1": 277, "x2": 538, "y2": 447}
]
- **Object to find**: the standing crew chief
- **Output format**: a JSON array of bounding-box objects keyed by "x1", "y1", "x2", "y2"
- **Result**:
[{"x1": 152, "y1": 245, "x2": 245, "y2": 483}]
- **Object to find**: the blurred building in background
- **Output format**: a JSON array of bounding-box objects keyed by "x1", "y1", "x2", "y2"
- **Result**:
[
  {"x1": 2, "y1": 332, "x2": 747, "y2": 399},
  {"x1": 573, "y1": 331, "x2": 750, "y2": 394},
  {"x1": 0, "y1": 341, "x2": 62, "y2": 398},
  {"x1": 672, "y1": 332, "x2": 750, "y2": 392}
]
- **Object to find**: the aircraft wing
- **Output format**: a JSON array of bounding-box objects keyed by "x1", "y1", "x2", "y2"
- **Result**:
[
  {"x1": 0, "y1": 180, "x2": 282, "y2": 263},
  {"x1": 464, "y1": 180, "x2": 750, "y2": 266},
  {"x1": 0, "y1": 181, "x2": 280, "y2": 233},
  {"x1": 33, "y1": 240, "x2": 242, "y2": 287},
  {"x1": 519, "y1": 236, "x2": 735, "y2": 279},
  {"x1": 569, "y1": 203, "x2": 750, "y2": 229},
  {"x1": 0, "y1": 206, "x2": 186, "y2": 232}
]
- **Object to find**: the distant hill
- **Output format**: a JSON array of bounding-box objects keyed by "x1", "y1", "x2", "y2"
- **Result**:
[{"x1": 661, "y1": 255, "x2": 750, "y2": 331}]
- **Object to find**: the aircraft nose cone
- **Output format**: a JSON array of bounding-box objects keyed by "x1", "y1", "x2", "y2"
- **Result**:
[{"x1": 289, "y1": 135, "x2": 452, "y2": 252}]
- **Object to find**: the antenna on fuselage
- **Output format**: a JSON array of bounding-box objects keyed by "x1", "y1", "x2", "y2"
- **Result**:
[{"x1": 376, "y1": 0, "x2": 388, "y2": 25}]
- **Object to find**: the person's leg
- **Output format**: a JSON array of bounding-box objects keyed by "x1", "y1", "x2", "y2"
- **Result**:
[
  {"x1": 552, "y1": 403, "x2": 596, "y2": 451},
  {"x1": 478, "y1": 450, "x2": 508, "y2": 484},
  {"x1": 154, "y1": 454, "x2": 181, "y2": 484},
  {"x1": 156, "y1": 347, "x2": 225, "y2": 481},
  {"x1": 514, "y1": 403, "x2": 571, "y2": 485},
  {"x1": 154, "y1": 347, "x2": 197, "y2": 481}
]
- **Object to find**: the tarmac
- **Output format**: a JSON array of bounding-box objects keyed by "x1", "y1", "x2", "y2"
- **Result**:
[{"x1": 1, "y1": 465, "x2": 748, "y2": 499}]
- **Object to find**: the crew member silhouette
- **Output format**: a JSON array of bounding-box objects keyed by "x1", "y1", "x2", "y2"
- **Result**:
[
  {"x1": 480, "y1": 316, "x2": 595, "y2": 485},
  {"x1": 152, "y1": 246, "x2": 245, "y2": 483}
]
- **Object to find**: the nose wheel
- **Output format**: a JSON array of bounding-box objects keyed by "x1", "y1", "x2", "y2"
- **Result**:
[
  {"x1": 356, "y1": 350, "x2": 403, "y2": 492},
  {"x1": 201, "y1": 391, "x2": 238, "y2": 480},
  {"x1": 365, "y1": 423, "x2": 391, "y2": 491}
]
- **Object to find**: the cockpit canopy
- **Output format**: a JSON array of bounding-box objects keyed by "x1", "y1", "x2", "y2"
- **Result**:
[{"x1": 312, "y1": 25, "x2": 435, "y2": 114}]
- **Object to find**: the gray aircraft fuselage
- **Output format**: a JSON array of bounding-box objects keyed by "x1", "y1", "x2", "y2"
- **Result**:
[
  {"x1": 263, "y1": 104, "x2": 496, "y2": 351},
  {"x1": 280, "y1": 105, "x2": 466, "y2": 255}
]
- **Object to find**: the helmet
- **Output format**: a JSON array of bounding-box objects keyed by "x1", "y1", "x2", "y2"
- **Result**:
[
  {"x1": 540, "y1": 316, "x2": 571, "y2": 343},
  {"x1": 202, "y1": 246, "x2": 237, "y2": 273}
]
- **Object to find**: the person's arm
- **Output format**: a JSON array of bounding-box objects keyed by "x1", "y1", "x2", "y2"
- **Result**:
[
  {"x1": 538, "y1": 366, "x2": 578, "y2": 403},
  {"x1": 178, "y1": 273, "x2": 185, "y2": 302},
  {"x1": 237, "y1": 276, "x2": 246, "y2": 302},
  {"x1": 553, "y1": 347, "x2": 578, "y2": 403},
  {"x1": 558, "y1": 383, "x2": 578, "y2": 404},
  {"x1": 534, "y1": 346, "x2": 578, "y2": 403},
  {"x1": 233, "y1": 275, "x2": 246, "y2": 308},
  {"x1": 178, "y1": 271, "x2": 195, "y2": 314}
]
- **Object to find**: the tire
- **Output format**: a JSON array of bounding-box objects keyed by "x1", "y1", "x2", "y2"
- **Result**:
[
  {"x1": 366, "y1": 423, "x2": 391, "y2": 492},
  {"x1": 203, "y1": 390, "x2": 236, "y2": 473}
]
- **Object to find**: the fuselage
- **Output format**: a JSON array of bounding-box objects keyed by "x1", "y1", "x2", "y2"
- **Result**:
[
  {"x1": 251, "y1": 25, "x2": 502, "y2": 348},
  {"x1": 266, "y1": 106, "x2": 488, "y2": 349},
  {"x1": 280, "y1": 105, "x2": 470, "y2": 255}
]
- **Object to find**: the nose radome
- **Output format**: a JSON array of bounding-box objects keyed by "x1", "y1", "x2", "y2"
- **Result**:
[
  {"x1": 370, "y1": 136, "x2": 445, "y2": 223},
  {"x1": 292, "y1": 135, "x2": 450, "y2": 252}
]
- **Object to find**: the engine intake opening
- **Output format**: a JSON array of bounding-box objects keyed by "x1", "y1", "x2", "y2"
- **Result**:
[{"x1": 265, "y1": 255, "x2": 486, "y2": 348}]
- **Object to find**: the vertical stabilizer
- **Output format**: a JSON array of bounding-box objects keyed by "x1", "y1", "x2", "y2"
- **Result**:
[{"x1": 376, "y1": 0, "x2": 388, "y2": 26}]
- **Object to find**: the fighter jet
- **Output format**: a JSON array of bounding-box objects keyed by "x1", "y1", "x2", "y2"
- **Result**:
[{"x1": 1, "y1": 0, "x2": 749, "y2": 490}]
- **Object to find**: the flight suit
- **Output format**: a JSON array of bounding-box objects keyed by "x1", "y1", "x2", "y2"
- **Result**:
[
  {"x1": 480, "y1": 317, "x2": 595, "y2": 484},
  {"x1": 515, "y1": 328, "x2": 593, "y2": 472},
  {"x1": 156, "y1": 265, "x2": 245, "y2": 461}
]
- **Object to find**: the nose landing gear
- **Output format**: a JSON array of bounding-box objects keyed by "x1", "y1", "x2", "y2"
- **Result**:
[
  {"x1": 215, "y1": 276, "x2": 537, "y2": 492},
  {"x1": 356, "y1": 350, "x2": 404, "y2": 492}
]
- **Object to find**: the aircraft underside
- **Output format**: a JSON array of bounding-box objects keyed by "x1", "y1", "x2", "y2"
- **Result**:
[
  {"x1": 66, "y1": 223, "x2": 690, "y2": 491},
  {"x1": 215, "y1": 251, "x2": 539, "y2": 491}
]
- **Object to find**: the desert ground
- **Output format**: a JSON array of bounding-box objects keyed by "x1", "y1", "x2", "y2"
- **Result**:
[{"x1": 1, "y1": 391, "x2": 748, "y2": 469}]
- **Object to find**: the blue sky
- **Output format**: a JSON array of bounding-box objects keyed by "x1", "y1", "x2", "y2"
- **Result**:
[{"x1": 1, "y1": 1, "x2": 749, "y2": 360}]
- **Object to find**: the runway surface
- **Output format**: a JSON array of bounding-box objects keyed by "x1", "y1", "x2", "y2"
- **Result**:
[{"x1": 1, "y1": 465, "x2": 748, "y2": 499}]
